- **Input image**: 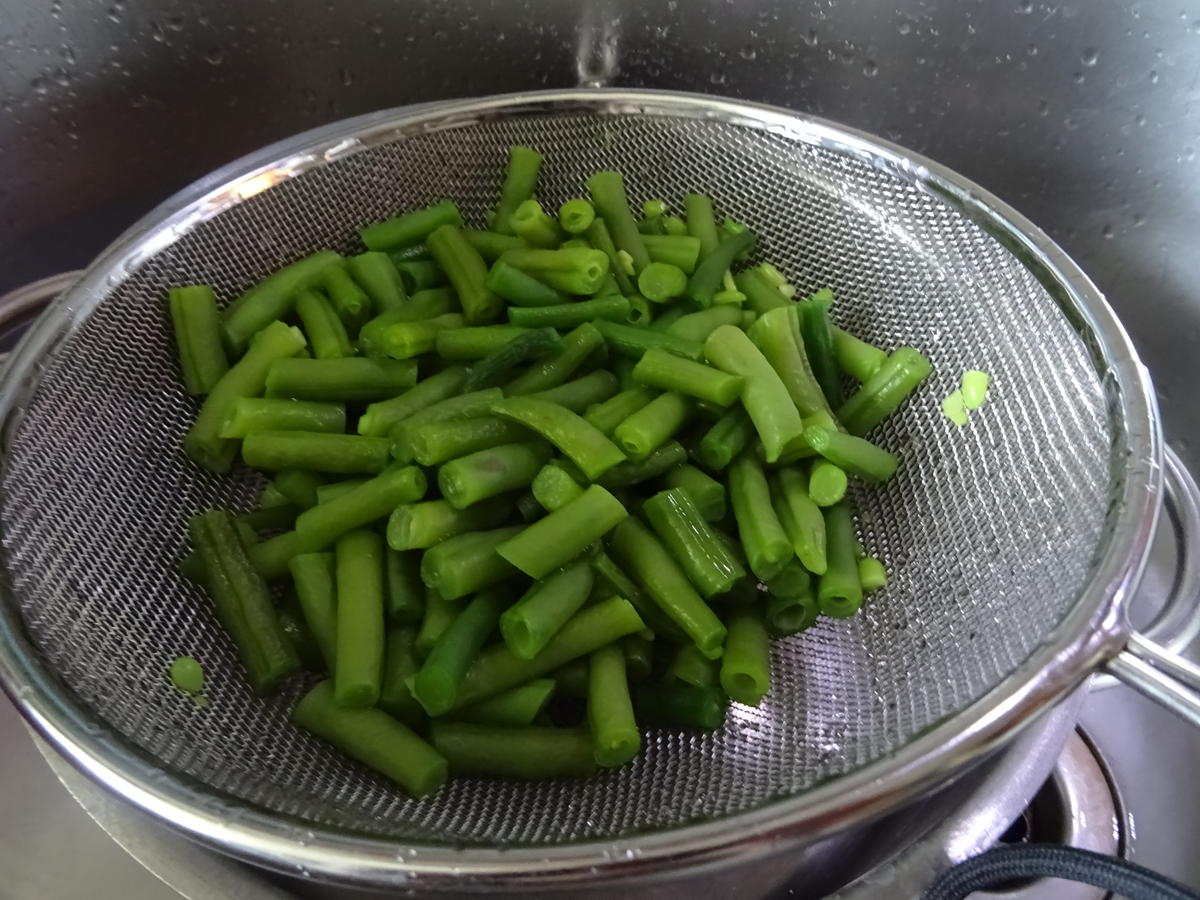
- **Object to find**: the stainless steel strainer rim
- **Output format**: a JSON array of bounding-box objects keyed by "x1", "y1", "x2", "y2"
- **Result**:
[{"x1": 0, "y1": 89, "x2": 1161, "y2": 887}]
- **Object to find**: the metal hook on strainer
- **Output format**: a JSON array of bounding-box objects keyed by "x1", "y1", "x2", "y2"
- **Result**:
[{"x1": 0, "y1": 90, "x2": 1197, "y2": 894}]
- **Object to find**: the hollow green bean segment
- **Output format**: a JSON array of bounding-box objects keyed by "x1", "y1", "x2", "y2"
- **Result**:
[
  {"x1": 221, "y1": 250, "x2": 340, "y2": 352},
  {"x1": 500, "y1": 560, "x2": 593, "y2": 660},
  {"x1": 293, "y1": 681, "x2": 447, "y2": 796},
  {"x1": 613, "y1": 391, "x2": 692, "y2": 461},
  {"x1": 455, "y1": 679, "x2": 556, "y2": 726},
  {"x1": 643, "y1": 488, "x2": 745, "y2": 598},
  {"x1": 169, "y1": 285, "x2": 228, "y2": 394},
  {"x1": 720, "y1": 607, "x2": 771, "y2": 707},
  {"x1": 819, "y1": 501, "x2": 864, "y2": 618},
  {"x1": 420, "y1": 525, "x2": 523, "y2": 600},
  {"x1": 491, "y1": 396, "x2": 626, "y2": 480},
  {"x1": 808, "y1": 459, "x2": 849, "y2": 507},
  {"x1": 220, "y1": 398, "x2": 345, "y2": 439},
  {"x1": 430, "y1": 722, "x2": 596, "y2": 779},
  {"x1": 588, "y1": 643, "x2": 640, "y2": 767},
  {"x1": 633, "y1": 348, "x2": 744, "y2": 407},
  {"x1": 558, "y1": 198, "x2": 595, "y2": 235},
  {"x1": 334, "y1": 530, "x2": 386, "y2": 707},
  {"x1": 438, "y1": 441, "x2": 551, "y2": 510},
  {"x1": 497, "y1": 484, "x2": 627, "y2": 578},
  {"x1": 728, "y1": 452, "x2": 793, "y2": 581},
  {"x1": 662, "y1": 464, "x2": 725, "y2": 522}
]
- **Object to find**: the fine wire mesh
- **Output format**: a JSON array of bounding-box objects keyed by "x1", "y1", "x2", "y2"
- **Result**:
[{"x1": 0, "y1": 107, "x2": 1113, "y2": 845}]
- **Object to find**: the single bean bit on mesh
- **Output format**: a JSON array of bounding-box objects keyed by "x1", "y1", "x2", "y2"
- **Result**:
[{"x1": 173, "y1": 147, "x2": 929, "y2": 790}]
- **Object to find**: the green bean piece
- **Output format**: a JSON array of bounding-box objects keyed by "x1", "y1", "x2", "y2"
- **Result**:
[
  {"x1": 490, "y1": 395, "x2": 626, "y2": 480},
  {"x1": 314, "y1": 479, "x2": 367, "y2": 505},
  {"x1": 683, "y1": 193, "x2": 721, "y2": 256},
  {"x1": 832, "y1": 327, "x2": 888, "y2": 383},
  {"x1": 430, "y1": 722, "x2": 596, "y2": 779},
  {"x1": 185, "y1": 321, "x2": 307, "y2": 472},
  {"x1": 265, "y1": 357, "x2": 417, "y2": 403},
  {"x1": 590, "y1": 550, "x2": 685, "y2": 642},
  {"x1": 391, "y1": 286, "x2": 460, "y2": 321},
  {"x1": 292, "y1": 681, "x2": 447, "y2": 797},
  {"x1": 249, "y1": 529, "x2": 319, "y2": 582},
  {"x1": 415, "y1": 588, "x2": 465, "y2": 659},
  {"x1": 322, "y1": 259, "x2": 375, "y2": 328},
  {"x1": 497, "y1": 485, "x2": 627, "y2": 578},
  {"x1": 332, "y1": 530, "x2": 386, "y2": 707},
  {"x1": 506, "y1": 296, "x2": 631, "y2": 330},
  {"x1": 662, "y1": 464, "x2": 725, "y2": 522},
  {"x1": 704, "y1": 325, "x2": 805, "y2": 463},
  {"x1": 242, "y1": 431, "x2": 391, "y2": 475},
  {"x1": 765, "y1": 587, "x2": 819, "y2": 637},
  {"x1": 435, "y1": 325, "x2": 531, "y2": 360},
  {"x1": 350, "y1": 250, "x2": 410, "y2": 314},
  {"x1": 588, "y1": 643, "x2": 640, "y2": 767},
  {"x1": 598, "y1": 440, "x2": 687, "y2": 490},
  {"x1": 584, "y1": 386, "x2": 656, "y2": 436},
  {"x1": 293, "y1": 288, "x2": 354, "y2": 359},
  {"x1": 584, "y1": 218, "x2": 636, "y2": 295},
  {"x1": 795, "y1": 292, "x2": 843, "y2": 408},
  {"x1": 642, "y1": 234, "x2": 702, "y2": 274},
  {"x1": 818, "y1": 502, "x2": 864, "y2": 618},
  {"x1": 453, "y1": 595, "x2": 645, "y2": 709},
  {"x1": 632, "y1": 348, "x2": 744, "y2": 408},
  {"x1": 643, "y1": 488, "x2": 746, "y2": 598},
  {"x1": 648, "y1": 305, "x2": 688, "y2": 333},
  {"x1": 804, "y1": 426, "x2": 898, "y2": 483},
  {"x1": 531, "y1": 461, "x2": 586, "y2": 511},
  {"x1": 358, "y1": 366, "x2": 469, "y2": 437},
  {"x1": 720, "y1": 607, "x2": 770, "y2": 707},
  {"x1": 733, "y1": 266, "x2": 791, "y2": 315},
  {"x1": 620, "y1": 634, "x2": 652, "y2": 683},
  {"x1": 404, "y1": 415, "x2": 530, "y2": 467},
  {"x1": 361, "y1": 200, "x2": 463, "y2": 251},
  {"x1": 558, "y1": 197, "x2": 595, "y2": 234},
  {"x1": 808, "y1": 459, "x2": 848, "y2": 507},
  {"x1": 747, "y1": 306, "x2": 834, "y2": 418},
  {"x1": 633, "y1": 681, "x2": 727, "y2": 731},
  {"x1": 662, "y1": 214, "x2": 688, "y2": 236},
  {"x1": 728, "y1": 452, "x2": 793, "y2": 581},
  {"x1": 169, "y1": 656, "x2": 205, "y2": 693},
  {"x1": 622, "y1": 295, "x2": 650, "y2": 327},
  {"x1": 271, "y1": 469, "x2": 326, "y2": 511},
  {"x1": 392, "y1": 260, "x2": 447, "y2": 295},
  {"x1": 515, "y1": 490, "x2": 544, "y2": 522},
  {"x1": 387, "y1": 495, "x2": 512, "y2": 550},
  {"x1": 359, "y1": 312, "x2": 463, "y2": 360},
  {"x1": 169, "y1": 285, "x2": 228, "y2": 394},
  {"x1": 491, "y1": 146, "x2": 542, "y2": 236},
  {"x1": 237, "y1": 502, "x2": 300, "y2": 534},
  {"x1": 686, "y1": 229, "x2": 757, "y2": 308},
  {"x1": 390, "y1": 388, "x2": 507, "y2": 462},
  {"x1": 462, "y1": 229, "x2": 527, "y2": 262},
  {"x1": 438, "y1": 441, "x2": 551, "y2": 510},
  {"x1": 189, "y1": 510, "x2": 300, "y2": 693},
  {"x1": 858, "y1": 556, "x2": 888, "y2": 591},
  {"x1": 385, "y1": 548, "x2": 426, "y2": 624},
  {"x1": 462, "y1": 327, "x2": 563, "y2": 393},
  {"x1": 773, "y1": 467, "x2": 827, "y2": 575},
  {"x1": 295, "y1": 464, "x2": 427, "y2": 547},
  {"x1": 454, "y1": 679, "x2": 556, "y2": 726},
  {"x1": 221, "y1": 250, "x2": 341, "y2": 352},
  {"x1": 496, "y1": 247, "x2": 611, "y2": 295},
  {"x1": 378, "y1": 626, "x2": 423, "y2": 725},
  {"x1": 411, "y1": 587, "x2": 508, "y2": 716},
  {"x1": 613, "y1": 392, "x2": 693, "y2": 460},
  {"x1": 666, "y1": 642, "x2": 719, "y2": 688},
  {"x1": 420, "y1": 525, "x2": 523, "y2": 600},
  {"x1": 509, "y1": 198, "x2": 562, "y2": 248},
  {"x1": 388, "y1": 243, "x2": 432, "y2": 264},
  {"x1": 503, "y1": 321, "x2": 606, "y2": 395},
  {"x1": 499, "y1": 560, "x2": 593, "y2": 661},
  {"x1": 553, "y1": 658, "x2": 590, "y2": 698},
  {"x1": 219, "y1": 398, "x2": 345, "y2": 440},
  {"x1": 485, "y1": 259, "x2": 570, "y2": 308},
  {"x1": 289, "y1": 552, "x2": 338, "y2": 670},
  {"x1": 529, "y1": 370, "x2": 619, "y2": 413},
  {"x1": 836, "y1": 347, "x2": 934, "y2": 436},
  {"x1": 269, "y1": 608, "x2": 323, "y2": 675},
  {"x1": 426, "y1": 224, "x2": 503, "y2": 325},
  {"x1": 665, "y1": 305, "x2": 741, "y2": 344},
  {"x1": 593, "y1": 319, "x2": 705, "y2": 362},
  {"x1": 608, "y1": 518, "x2": 727, "y2": 659},
  {"x1": 637, "y1": 262, "x2": 688, "y2": 303},
  {"x1": 588, "y1": 170, "x2": 651, "y2": 275},
  {"x1": 764, "y1": 559, "x2": 812, "y2": 600},
  {"x1": 695, "y1": 405, "x2": 755, "y2": 471}
]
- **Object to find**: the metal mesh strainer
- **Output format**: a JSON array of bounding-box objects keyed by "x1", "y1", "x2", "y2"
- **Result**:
[{"x1": 0, "y1": 91, "x2": 1161, "y2": 885}]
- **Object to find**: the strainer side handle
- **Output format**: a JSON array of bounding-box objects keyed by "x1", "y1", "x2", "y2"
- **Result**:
[{"x1": 1103, "y1": 446, "x2": 1200, "y2": 725}]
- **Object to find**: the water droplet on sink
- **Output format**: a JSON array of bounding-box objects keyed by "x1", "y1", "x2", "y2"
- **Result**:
[
  {"x1": 1150, "y1": 69, "x2": 1160, "y2": 83},
  {"x1": 1016, "y1": 0, "x2": 1033, "y2": 13},
  {"x1": 1072, "y1": 71, "x2": 1085, "y2": 84},
  {"x1": 863, "y1": 60, "x2": 878, "y2": 77},
  {"x1": 1081, "y1": 47, "x2": 1099, "y2": 66}
]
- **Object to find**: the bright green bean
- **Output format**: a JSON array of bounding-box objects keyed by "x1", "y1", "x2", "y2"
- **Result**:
[
  {"x1": 643, "y1": 487, "x2": 745, "y2": 598},
  {"x1": 593, "y1": 319, "x2": 705, "y2": 362},
  {"x1": 773, "y1": 467, "x2": 827, "y2": 575},
  {"x1": 588, "y1": 643, "x2": 640, "y2": 767},
  {"x1": 393, "y1": 260, "x2": 447, "y2": 294},
  {"x1": 438, "y1": 441, "x2": 552, "y2": 510},
  {"x1": 728, "y1": 452, "x2": 792, "y2": 581},
  {"x1": 528, "y1": 370, "x2": 619, "y2": 413},
  {"x1": 490, "y1": 395, "x2": 626, "y2": 480},
  {"x1": 662, "y1": 464, "x2": 725, "y2": 522},
  {"x1": 497, "y1": 484, "x2": 627, "y2": 578},
  {"x1": 357, "y1": 366, "x2": 468, "y2": 437},
  {"x1": 435, "y1": 325, "x2": 531, "y2": 360},
  {"x1": 266, "y1": 357, "x2": 417, "y2": 402},
  {"x1": 585, "y1": 218, "x2": 636, "y2": 295},
  {"x1": 694, "y1": 406, "x2": 755, "y2": 472},
  {"x1": 836, "y1": 346, "x2": 933, "y2": 436},
  {"x1": 637, "y1": 262, "x2": 688, "y2": 302},
  {"x1": 818, "y1": 501, "x2": 863, "y2": 618},
  {"x1": 454, "y1": 679, "x2": 556, "y2": 726},
  {"x1": 683, "y1": 193, "x2": 720, "y2": 256},
  {"x1": 294, "y1": 464, "x2": 426, "y2": 547},
  {"x1": 462, "y1": 229, "x2": 527, "y2": 262},
  {"x1": 531, "y1": 461, "x2": 585, "y2": 511},
  {"x1": 747, "y1": 306, "x2": 833, "y2": 418},
  {"x1": 804, "y1": 426, "x2": 898, "y2": 482},
  {"x1": 666, "y1": 642, "x2": 718, "y2": 688},
  {"x1": 242, "y1": 431, "x2": 391, "y2": 475},
  {"x1": 491, "y1": 146, "x2": 542, "y2": 236},
  {"x1": 666, "y1": 305, "x2": 741, "y2": 344},
  {"x1": 720, "y1": 607, "x2": 770, "y2": 707},
  {"x1": 500, "y1": 560, "x2": 593, "y2": 660},
  {"x1": 333, "y1": 530, "x2": 386, "y2": 707},
  {"x1": 420, "y1": 526, "x2": 523, "y2": 600},
  {"x1": 589, "y1": 550, "x2": 685, "y2": 642},
  {"x1": 558, "y1": 198, "x2": 595, "y2": 234},
  {"x1": 292, "y1": 680, "x2": 447, "y2": 796},
  {"x1": 496, "y1": 247, "x2": 611, "y2": 295},
  {"x1": 584, "y1": 385, "x2": 656, "y2": 436},
  {"x1": 271, "y1": 469, "x2": 326, "y2": 510},
  {"x1": 426, "y1": 224, "x2": 503, "y2": 325},
  {"x1": 507, "y1": 295, "x2": 631, "y2": 330},
  {"x1": 313, "y1": 478, "x2": 366, "y2": 506},
  {"x1": 221, "y1": 250, "x2": 340, "y2": 352},
  {"x1": 341, "y1": 253, "x2": 398, "y2": 321},
  {"x1": 613, "y1": 391, "x2": 692, "y2": 460},
  {"x1": 404, "y1": 415, "x2": 532, "y2": 467},
  {"x1": 412, "y1": 587, "x2": 508, "y2": 716},
  {"x1": 642, "y1": 234, "x2": 702, "y2": 273},
  {"x1": 733, "y1": 266, "x2": 791, "y2": 315},
  {"x1": 808, "y1": 459, "x2": 848, "y2": 507},
  {"x1": 686, "y1": 229, "x2": 756, "y2": 308},
  {"x1": 294, "y1": 288, "x2": 354, "y2": 359},
  {"x1": 832, "y1": 327, "x2": 888, "y2": 382},
  {"x1": 360, "y1": 200, "x2": 463, "y2": 251},
  {"x1": 509, "y1": 198, "x2": 562, "y2": 248},
  {"x1": 219, "y1": 398, "x2": 345, "y2": 439},
  {"x1": 633, "y1": 348, "x2": 743, "y2": 407},
  {"x1": 858, "y1": 556, "x2": 888, "y2": 591},
  {"x1": 359, "y1": 312, "x2": 463, "y2": 360},
  {"x1": 390, "y1": 388, "x2": 506, "y2": 462},
  {"x1": 430, "y1": 722, "x2": 596, "y2": 779},
  {"x1": 485, "y1": 259, "x2": 570, "y2": 308},
  {"x1": 169, "y1": 284, "x2": 228, "y2": 394}
]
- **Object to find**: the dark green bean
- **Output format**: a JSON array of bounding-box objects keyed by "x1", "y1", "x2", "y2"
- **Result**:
[
  {"x1": 593, "y1": 319, "x2": 705, "y2": 362},
  {"x1": 379, "y1": 626, "x2": 423, "y2": 725},
  {"x1": 584, "y1": 218, "x2": 636, "y2": 295},
  {"x1": 333, "y1": 530, "x2": 386, "y2": 707},
  {"x1": 295, "y1": 288, "x2": 354, "y2": 359},
  {"x1": 597, "y1": 440, "x2": 687, "y2": 489},
  {"x1": 454, "y1": 679, "x2": 556, "y2": 726},
  {"x1": 462, "y1": 327, "x2": 563, "y2": 392},
  {"x1": 588, "y1": 170, "x2": 651, "y2": 275},
  {"x1": 462, "y1": 229, "x2": 527, "y2": 262},
  {"x1": 818, "y1": 501, "x2": 863, "y2": 618},
  {"x1": 415, "y1": 588, "x2": 464, "y2": 659},
  {"x1": 271, "y1": 469, "x2": 326, "y2": 510},
  {"x1": 222, "y1": 251, "x2": 341, "y2": 352},
  {"x1": 359, "y1": 312, "x2": 463, "y2": 360},
  {"x1": 169, "y1": 284, "x2": 228, "y2": 394},
  {"x1": 633, "y1": 681, "x2": 727, "y2": 731},
  {"x1": 685, "y1": 228, "x2": 757, "y2": 308},
  {"x1": 435, "y1": 325, "x2": 531, "y2": 361},
  {"x1": 289, "y1": 552, "x2": 338, "y2": 670},
  {"x1": 360, "y1": 200, "x2": 463, "y2": 251},
  {"x1": 430, "y1": 722, "x2": 596, "y2": 779},
  {"x1": 426, "y1": 224, "x2": 503, "y2": 325},
  {"x1": 491, "y1": 146, "x2": 542, "y2": 236},
  {"x1": 388, "y1": 497, "x2": 513, "y2": 552},
  {"x1": 485, "y1": 260, "x2": 570, "y2": 308},
  {"x1": 748, "y1": 306, "x2": 833, "y2": 418},
  {"x1": 242, "y1": 431, "x2": 391, "y2": 475},
  {"x1": 503, "y1": 321, "x2": 606, "y2": 395},
  {"x1": 412, "y1": 587, "x2": 508, "y2": 716},
  {"x1": 507, "y1": 295, "x2": 631, "y2": 330},
  {"x1": 385, "y1": 548, "x2": 426, "y2": 624},
  {"x1": 796, "y1": 291, "x2": 843, "y2": 408},
  {"x1": 694, "y1": 405, "x2": 755, "y2": 471},
  {"x1": 393, "y1": 260, "x2": 447, "y2": 294},
  {"x1": 266, "y1": 357, "x2": 417, "y2": 403},
  {"x1": 420, "y1": 526, "x2": 523, "y2": 600},
  {"x1": 528, "y1": 370, "x2": 619, "y2": 413}
]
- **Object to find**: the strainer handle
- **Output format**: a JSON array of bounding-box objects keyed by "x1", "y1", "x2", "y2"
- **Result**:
[{"x1": 1102, "y1": 446, "x2": 1200, "y2": 725}]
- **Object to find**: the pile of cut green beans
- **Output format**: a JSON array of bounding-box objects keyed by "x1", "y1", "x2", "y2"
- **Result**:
[{"x1": 174, "y1": 145, "x2": 932, "y2": 796}]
